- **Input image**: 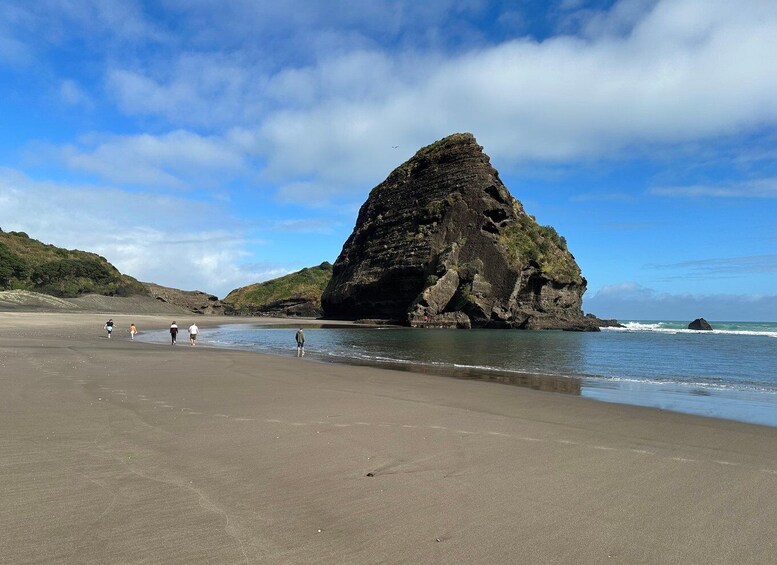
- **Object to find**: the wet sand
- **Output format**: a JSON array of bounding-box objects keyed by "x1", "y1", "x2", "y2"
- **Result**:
[{"x1": 2, "y1": 312, "x2": 777, "y2": 564}]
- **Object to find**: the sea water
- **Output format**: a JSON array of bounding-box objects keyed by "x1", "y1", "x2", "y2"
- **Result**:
[{"x1": 139, "y1": 321, "x2": 777, "y2": 427}]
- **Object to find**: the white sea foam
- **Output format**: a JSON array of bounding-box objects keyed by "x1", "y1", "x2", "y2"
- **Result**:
[
  {"x1": 587, "y1": 375, "x2": 777, "y2": 394},
  {"x1": 714, "y1": 329, "x2": 777, "y2": 338},
  {"x1": 603, "y1": 321, "x2": 777, "y2": 338},
  {"x1": 620, "y1": 322, "x2": 665, "y2": 331},
  {"x1": 603, "y1": 322, "x2": 684, "y2": 334}
]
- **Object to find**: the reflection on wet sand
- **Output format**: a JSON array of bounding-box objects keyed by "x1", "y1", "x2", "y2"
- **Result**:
[
  {"x1": 216, "y1": 322, "x2": 586, "y2": 395},
  {"x1": 330, "y1": 356, "x2": 582, "y2": 395},
  {"x1": 282, "y1": 324, "x2": 585, "y2": 395}
]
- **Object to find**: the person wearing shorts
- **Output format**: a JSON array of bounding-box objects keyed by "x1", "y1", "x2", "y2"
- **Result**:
[
  {"x1": 188, "y1": 323, "x2": 199, "y2": 346},
  {"x1": 105, "y1": 319, "x2": 114, "y2": 339},
  {"x1": 129, "y1": 323, "x2": 137, "y2": 340}
]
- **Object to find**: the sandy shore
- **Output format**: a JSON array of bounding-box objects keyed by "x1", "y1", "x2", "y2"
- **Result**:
[{"x1": 2, "y1": 312, "x2": 777, "y2": 564}]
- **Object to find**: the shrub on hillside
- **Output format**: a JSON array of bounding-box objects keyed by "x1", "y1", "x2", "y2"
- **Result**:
[
  {"x1": 0, "y1": 243, "x2": 30, "y2": 288},
  {"x1": 30, "y1": 258, "x2": 117, "y2": 297}
]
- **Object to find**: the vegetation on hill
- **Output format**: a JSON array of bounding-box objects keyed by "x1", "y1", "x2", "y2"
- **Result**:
[
  {"x1": 223, "y1": 262, "x2": 333, "y2": 315},
  {"x1": 498, "y1": 214, "x2": 582, "y2": 284},
  {"x1": 0, "y1": 229, "x2": 147, "y2": 297}
]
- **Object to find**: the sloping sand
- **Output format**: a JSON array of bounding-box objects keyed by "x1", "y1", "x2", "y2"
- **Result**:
[
  {"x1": 2, "y1": 312, "x2": 776, "y2": 564},
  {"x1": 0, "y1": 290, "x2": 192, "y2": 314}
]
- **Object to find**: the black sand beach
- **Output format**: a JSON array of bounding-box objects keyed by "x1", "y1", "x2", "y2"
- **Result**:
[{"x1": 2, "y1": 312, "x2": 777, "y2": 564}]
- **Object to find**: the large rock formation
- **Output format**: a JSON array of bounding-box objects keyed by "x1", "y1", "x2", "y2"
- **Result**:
[{"x1": 322, "y1": 133, "x2": 613, "y2": 330}]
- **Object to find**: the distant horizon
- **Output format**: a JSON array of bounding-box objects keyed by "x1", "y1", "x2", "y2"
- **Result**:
[{"x1": 599, "y1": 318, "x2": 777, "y2": 325}]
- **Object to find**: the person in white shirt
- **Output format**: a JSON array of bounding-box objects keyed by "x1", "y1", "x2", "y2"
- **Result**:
[{"x1": 188, "y1": 323, "x2": 199, "y2": 346}]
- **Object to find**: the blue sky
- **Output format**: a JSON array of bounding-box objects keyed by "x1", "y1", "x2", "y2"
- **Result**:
[{"x1": 1, "y1": 0, "x2": 776, "y2": 321}]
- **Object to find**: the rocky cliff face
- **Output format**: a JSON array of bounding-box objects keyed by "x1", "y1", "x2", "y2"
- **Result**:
[
  {"x1": 143, "y1": 283, "x2": 224, "y2": 315},
  {"x1": 322, "y1": 133, "x2": 611, "y2": 330}
]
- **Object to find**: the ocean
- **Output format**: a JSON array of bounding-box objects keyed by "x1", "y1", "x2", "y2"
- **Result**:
[{"x1": 139, "y1": 321, "x2": 777, "y2": 428}]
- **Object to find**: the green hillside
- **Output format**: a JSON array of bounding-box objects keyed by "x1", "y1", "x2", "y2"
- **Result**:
[
  {"x1": 223, "y1": 262, "x2": 333, "y2": 315},
  {"x1": 0, "y1": 229, "x2": 147, "y2": 298}
]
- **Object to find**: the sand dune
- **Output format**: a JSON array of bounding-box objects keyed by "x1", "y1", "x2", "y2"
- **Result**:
[{"x1": 0, "y1": 290, "x2": 193, "y2": 314}]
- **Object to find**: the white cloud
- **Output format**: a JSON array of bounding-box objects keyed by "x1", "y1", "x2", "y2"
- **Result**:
[
  {"x1": 160, "y1": 0, "x2": 492, "y2": 55},
  {"x1": 49, "y1": 130, "x2": 248, "y2": 188},
  {"x1": 0, "y1": 3, "x2": 36, "y2": 66},
  {"x1": 254, "y1": 0, "x2": 777, "y2": 202},
  {"x1": 274, "y1": 218, "x2": 341, "y2": 234},
  {"x1": 45, "y1": 0, "x2": 164, "y2": 43},
  {"x1": 0, "y1": 34, "x2": 29, "y2": 66},
  {"x1": 650, "y1": 178, "x2": 777, "y2": 198},
  {"x1": 54, "y1": 0, "x2": 774, "y2": 205},
  {"x1": 106, "y1": 53, "x2": 264, "y2": 127},
  {"x1": 0, "y1": 168, "x2": 270, "y2": 296},
  {"x1": 59, "y1": 79, "x2": 92, "y2": 107},
  {"x1": 0, "y1": 0, "x2": 165, "y2": 66},
  {"x1": 265, "y1": 50, "x2": 413, "y2": 108},
  {"x1": 576, "y1": 0, "x2": 657, "y2": 38},
  {"x1": 558, "y1": 0, "x2": 588, "y2": 12},
  {"x1": 274, "y1": 180, "x2": 355, "y2": 207},
  {"x1": 647, "y1": 255, "x2": 777, "y2": 277},
  {"x1": 571, "y1": 192, "x2": 638, "y2": 202}
]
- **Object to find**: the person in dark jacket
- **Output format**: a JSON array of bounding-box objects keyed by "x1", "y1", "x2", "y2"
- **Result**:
[{"x1": 295, "y1": 328, "x2": 305, "y2": 357}]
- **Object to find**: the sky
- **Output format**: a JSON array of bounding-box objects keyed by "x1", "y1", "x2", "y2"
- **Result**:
[{"x1": 1, "y1": 0, "x2": 776, "y2": 321}]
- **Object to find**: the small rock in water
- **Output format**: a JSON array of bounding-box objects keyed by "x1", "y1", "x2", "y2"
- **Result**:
[
  {"x1": 688, "y1": 318, "x2": 713, "y2": 331},
  {"x1": 366, "y1": 472, "x2": 374, "y2": 477}
]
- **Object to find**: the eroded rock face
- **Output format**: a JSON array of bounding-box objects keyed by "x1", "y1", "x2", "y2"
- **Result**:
[
  {"x1": 224, "y1": 297, "x2": 323, "y2": 318},
  {"x1": 143, "y1": 283, "x2": 224, "y2": 315},
  {"x1": 322, "y1": 133, "x2": 609, "y2": 330}
]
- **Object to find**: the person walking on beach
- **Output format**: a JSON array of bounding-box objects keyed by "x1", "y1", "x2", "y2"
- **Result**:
[
  {"x1": 188, "y1": 323, "x2": 199, "y2": 346},
  {"x1": 104, "y1": 319, "x2": 114, "y2": 339},
  {"x1": 170, "y1": 321, "x2": 178, "y2": 345},
  {"x1": 295, "y1": 327, "x2": 305, "y2": 357},
  {"x1": 129, "y1": 323, "x2": 137, "y2": 340}
]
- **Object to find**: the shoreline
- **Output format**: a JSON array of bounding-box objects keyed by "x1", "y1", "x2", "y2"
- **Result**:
[
  {"x1": 3, "y1": 312, "x2": 777, "y2": 563},
  {"x1": 137, "y1": 320, "x2": 587, "y2": 396},
  {"x1": 136, "y1": 318, "x2": 777, "y2": 429}
]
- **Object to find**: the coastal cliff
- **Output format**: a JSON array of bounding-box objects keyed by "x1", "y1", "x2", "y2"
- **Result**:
[
  {"x1": 0, "y1": 229, "x2": 146, "y2": 297},
  {"x1": 322, "y1": 133, "x2": 613, "y2": 330},
  {"x1": 143, "y1": 283, "x2": 224, "y2": 315},
  {"x1": 223, "y1": 262, "x2": 332, "y2": 317}
]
